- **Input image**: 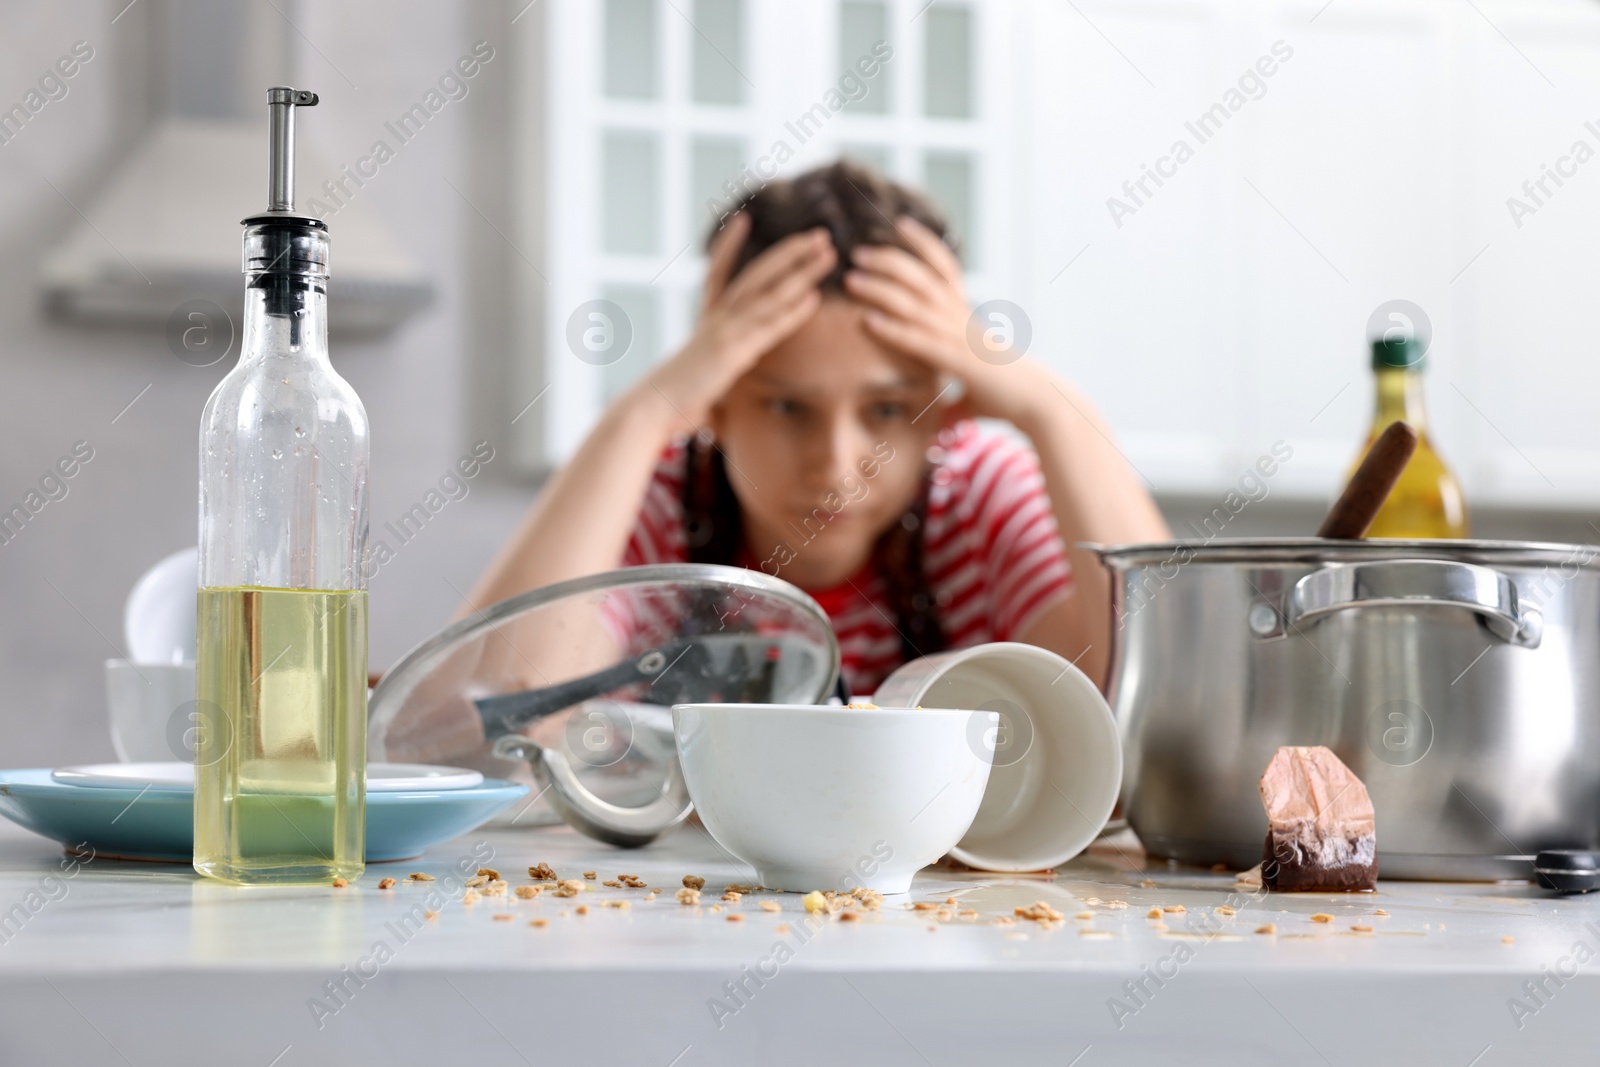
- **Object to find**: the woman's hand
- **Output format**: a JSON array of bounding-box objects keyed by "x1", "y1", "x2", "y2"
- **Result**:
[
  {"x1": 642, "y1": 212, "x2": 837, "y2": 433},
  {"x1": 843, "y1": 215, "x2": 1052, "y2": 430}
]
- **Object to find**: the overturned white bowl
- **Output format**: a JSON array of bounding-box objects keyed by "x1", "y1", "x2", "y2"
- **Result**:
[{"x1": 673, "y1": 703, "x2": 995, "y2": 894}]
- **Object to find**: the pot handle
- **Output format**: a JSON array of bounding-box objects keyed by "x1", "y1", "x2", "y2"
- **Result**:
[
  {"x1": 491, "y1": 735, "x2": 693, "y2": 848},
  {"x1": 1281, "y1": 559, "x2": 1543, "y2": 648}
]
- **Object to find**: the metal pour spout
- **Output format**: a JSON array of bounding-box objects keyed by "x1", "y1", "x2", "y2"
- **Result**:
[{"x1": 265, "y1": 87, "x2": 319, "y2": 214}]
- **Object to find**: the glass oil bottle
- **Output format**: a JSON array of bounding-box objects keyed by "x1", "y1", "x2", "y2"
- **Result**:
[{"x1": 194, "y1": 87, "x2": 370, "y2": 885}]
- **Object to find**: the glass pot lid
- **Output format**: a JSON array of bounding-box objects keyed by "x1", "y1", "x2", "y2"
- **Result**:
[{"x1": 368, "y1": 564, "x2": 841, "y2": 846}]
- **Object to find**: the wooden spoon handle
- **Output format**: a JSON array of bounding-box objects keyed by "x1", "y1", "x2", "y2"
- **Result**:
[{"x1": 1316, "y1": 421, "x2": 1420, "y2": 539}]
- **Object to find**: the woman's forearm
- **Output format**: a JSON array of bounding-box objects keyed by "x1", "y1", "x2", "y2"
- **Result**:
[
  {"x1": 460, "y1": 384, "x2": 681, "y2": 616},
  {"x1": 1014, "y1": 368, "x2": 1171, "y2": 676}
]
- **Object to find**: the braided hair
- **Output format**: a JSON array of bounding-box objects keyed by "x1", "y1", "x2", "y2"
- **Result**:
[{"x1": 683, "y1": 161, "x2": 952, "y2": 664}]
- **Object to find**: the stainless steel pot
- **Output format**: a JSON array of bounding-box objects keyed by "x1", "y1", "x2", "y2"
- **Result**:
[{"x1": 1096, "y1": 537, "x2": 1600, "y2": 880}]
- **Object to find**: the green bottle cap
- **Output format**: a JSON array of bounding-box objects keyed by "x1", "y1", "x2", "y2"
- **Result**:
[{"x1": 1372, "y1": 335, "x2": 1424, "y2": 370}]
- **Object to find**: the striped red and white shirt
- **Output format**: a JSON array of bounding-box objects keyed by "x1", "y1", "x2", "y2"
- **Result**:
[{"x1": 620, "y1": 420, "x2": 1074, "y2": 694}]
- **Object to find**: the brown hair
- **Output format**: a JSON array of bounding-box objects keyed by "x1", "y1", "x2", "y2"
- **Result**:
[{"x1": 684, "y1": 161, "x2": 952, "y2": 667}]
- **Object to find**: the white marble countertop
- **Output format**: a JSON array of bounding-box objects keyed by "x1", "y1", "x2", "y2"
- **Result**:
[{"x1": 0, "y1": 817, "x2": 1594, "y2": 1065}]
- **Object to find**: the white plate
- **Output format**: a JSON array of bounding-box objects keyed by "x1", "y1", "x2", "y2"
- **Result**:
[
  {"x1": 52, "y1": 762, "x2": 484, "y2": 793},
  {"x1": 123, "y1": 547, "x2": 197, "y2": 664}
]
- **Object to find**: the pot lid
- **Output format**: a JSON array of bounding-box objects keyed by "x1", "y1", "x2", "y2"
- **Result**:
[
  {"x1": 368, "y1": 563, "x2": 841, "y2": 783},
  {"x1": 1086, "y1": 537, "x2": 1600, "y2": 569}
]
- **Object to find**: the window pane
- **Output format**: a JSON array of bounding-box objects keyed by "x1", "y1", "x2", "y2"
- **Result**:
[
  {"x1": 841, "y1": 143, "x2": 892, "y2": 175},
  {"x1": 924, "y1": 6, "x2": 971, "y2": 118},
  {"x1": 692, "y1": 0, "x2": 745, "y2": 104},
  {"x1": 599, "y1": 285, "x2": 662, "y2": 402},
  {"x1": 690, "y1": 136, "x2": 749, "y2": 241},
  {"x1": 605, "y1": 0, "x2": 658, "y2": 99},
  {"x1": 603, "y1": 131, "x2": 661, "y2": 255},
  {"x1": 840, "y1": 1, "x2": 890, "y2": 114},
  {"x1": 923, "y1": 151, "x2": 974, "y2": 268}
]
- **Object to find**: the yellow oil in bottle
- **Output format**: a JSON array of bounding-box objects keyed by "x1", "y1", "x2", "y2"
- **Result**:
[
  {"x1": 1350, "y1": 340, "x2": 1468, "y2": 539},
  {"x1": 193, "y1": 586, "x2": 367, "y2": 885}
]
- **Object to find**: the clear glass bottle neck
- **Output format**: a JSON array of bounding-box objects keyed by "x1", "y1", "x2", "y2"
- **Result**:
[
  {"x1": 1373, "y1": 365, "x2": 1428, "y2": 431},
  {"x1": 238, "y1": 275, "x2": 329, "y2": 366}
]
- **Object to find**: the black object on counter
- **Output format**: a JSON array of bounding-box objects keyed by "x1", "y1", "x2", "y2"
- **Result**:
[{"x1": 1535, "y1": 849, "x2": 1600, "y2": 894}]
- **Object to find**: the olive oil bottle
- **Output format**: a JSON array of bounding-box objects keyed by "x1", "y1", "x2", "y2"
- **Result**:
[
  {"x1": 1350, "y1": 335, "x2": 1468, "y2": 539},
  {"x1": 194, "y1": 88, "x2": 370, "y2": 885}
]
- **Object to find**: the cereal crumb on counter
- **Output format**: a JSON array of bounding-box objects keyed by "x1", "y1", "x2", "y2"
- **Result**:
[
  {"x1": 683, "y1": 875, "x2": 706, "y2": 890},
  {"x1": 514, "y1": 885, "x2": 542, "y2": 900},
  {"x1": 838, "y1": 910, "x2": 862, "y2": 923},
  {"x1": 709, "y1": 905, "x2": 723, "y2": 913},
  {"x1": 1162, "y1": 905, "x2": 1186, "y2": 914},
  {"x1": 604, "y1": 900, "x2": 630, "y2": 910},
  {"x1": 1084, "y1": 897, "x2": 1102, "y2": 905},
  {"x1": 852, "y1": 888, "x2": 884, "y2": 911},
  {"x1": 424, "y1": 910, "x2": 439, "y2": 922},
  {"x1": 845, "y1": 701, "x2": 879, "y2": 709},
  {"x1": 408, "y1": 872, "x2": 435, "y2": 882},
  {"x1": 676, "y1": 887, "x2": 701, "y2": 905},
  {"x1": 727, "y1": 913, "x2": 745, "y2": 922},
  {"x1": 759, "y1": 900, "x2": 782, "y2": 913},
  {"x1": 465, "y1": 874, "x2": 489, "y2": 888},
  {"x1": 644, "y1": 891, "x2": 658, "y2": 901},
  {"x1": 1146, "y1": 908, "x2": 1163, "y2": 920},
  {"x1": 583, "y1": 871, "x2": 597, "y2": 880},
  {"x1": 1075, "y1": 911, "x2": 1094, "y2": 921},
  {"x1": 492, "y1": 913, "x2": 513, "y2": 922},
  {"x1": 775, "y1": 923, "x2": 791, "y2": 934},
  {"x1": 620, "y1": 875, "x2": 646, "y2": 888},
  {"x1": 478, "y1": 867, "x2": 500, "y2": 880},
  {"x1": 462, "y1": 890, "x2": 480, "y2": 905},
  {"x1": 529, "y1": 862, "x2": 557, "y2": 880},
  {"x1": 529, "y1": 918, "x2": 549, "y2": 929},
  {"x1": 603, "y1": 880, "x2": 623, "y2": 888},
  {"x1": 722, "y1": 890, "x2": 742, "y2": 902},
  {"x1": 377, "y1": 878, "x2": 396, "y2": 890},
  {"x1": 554, "y1": 880, "x2": 584, "y2": 898},
  {"x1": 1255, "y1": 923, "x2": 1277, "y2": 935},
  {"x1": 1015, "y1": 901, "x2": 1064, "y2": 923},
  {"x1": 1310, "y1": 913, "x2": 1334, "y2": 923},
  {"x1": 331, "y1": 877, "x2": 347, "y2": 888},
  {"x1": 1374, "y1": 909, "x2": 1390, "y2": 917},
  {"x1": 801, "y1": 891, "x2": 829, "y2": 914},
  {"x1": 1139, "y1": 879, "x2": 1157, "y2": 888},
  {"x1": 1502, "y1": 935, "x2": 1515, "y2": 944},
  {"x1": 576, "y1": 904, "x2": 590, "y2": 916},
  {"x1": 1215, "y1": 905, "x2": 1236, "y2": 916},
  {"x1": 1352, "y1": 924, "x2": 1373, "y2": 933}
]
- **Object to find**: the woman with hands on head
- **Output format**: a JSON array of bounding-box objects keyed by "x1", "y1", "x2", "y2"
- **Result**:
[{"x1": 468, "y1": 161, "x2": 1168, "y2": 694}]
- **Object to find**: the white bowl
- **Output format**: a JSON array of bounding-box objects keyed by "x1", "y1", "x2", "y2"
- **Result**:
[{"x1": 672, "y1": 703, "x2": 996, "y2": 894}]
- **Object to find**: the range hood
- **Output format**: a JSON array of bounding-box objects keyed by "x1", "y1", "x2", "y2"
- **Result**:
[{"x1": 40, "y1": 0, "x2": 431, "y2": 336}]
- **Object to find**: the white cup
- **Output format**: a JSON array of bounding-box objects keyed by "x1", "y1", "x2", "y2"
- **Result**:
[
  {"x1": 873, "y1": 642, "x2": 1122, "y2": 872},
  {"x1": 104, "y1": 660, "x2": 197, "y2": 763}
]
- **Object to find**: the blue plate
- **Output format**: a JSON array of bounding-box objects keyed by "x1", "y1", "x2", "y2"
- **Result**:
[{"x1": 0, "y1": 769, "x2": 528, "y2": 863}]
